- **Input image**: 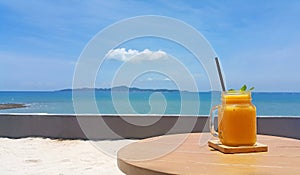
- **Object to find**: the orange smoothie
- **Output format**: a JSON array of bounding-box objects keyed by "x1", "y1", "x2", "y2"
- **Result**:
[{"x1": 218, "y1": 92, "x2": 256, "y2": 146}]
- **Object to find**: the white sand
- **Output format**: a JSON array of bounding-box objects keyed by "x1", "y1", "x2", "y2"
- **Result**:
[{"x1": 0, "y1": 137, "x2": 131, "y2": 175}]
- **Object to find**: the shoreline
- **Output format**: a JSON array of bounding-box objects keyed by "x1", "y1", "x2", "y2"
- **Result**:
[{"x1": 0, "y1": 103, "x2": 26, "y2": 110}]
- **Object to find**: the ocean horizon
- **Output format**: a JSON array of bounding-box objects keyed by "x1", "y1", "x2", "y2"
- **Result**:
[{"x1": 1, "y1": 90, "x2": 300, "y2": 116}]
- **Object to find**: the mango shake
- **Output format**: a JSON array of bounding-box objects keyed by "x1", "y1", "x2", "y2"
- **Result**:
[{"x1": 218, "y1": 91, "x2": 256, "y2": 146}]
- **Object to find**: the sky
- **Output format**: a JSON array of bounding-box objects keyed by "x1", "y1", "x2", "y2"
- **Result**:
[{"x1": 1, "y1": 0, "x2": 300, "y2": 92}]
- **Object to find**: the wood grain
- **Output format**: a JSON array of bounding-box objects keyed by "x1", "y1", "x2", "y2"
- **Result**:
[
  {"x1": 118, "y1": 133, "x2": 300, "y2": 175},
  {"x1": 208, "y1": 140, "x2": 268, "y2": 154}
]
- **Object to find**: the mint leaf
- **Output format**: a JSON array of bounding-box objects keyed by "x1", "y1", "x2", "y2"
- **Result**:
[
  {"x1": 228, "y1": 85, "x2": 255, "y2": 92},
  {"x1": 228, "y1": 89, "x2": 235, "y2": 92},
  {"x1": 240, "y1": 85, "x2": 247, "y2": 91}
]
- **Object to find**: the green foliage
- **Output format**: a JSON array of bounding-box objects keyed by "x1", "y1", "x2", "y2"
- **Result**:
[
  {"x1": 228, "y1": 84, "x2": 255, "y2": 92},
  {"x1": 240, "y1": 85, "x2": 247, "y2": 91}
]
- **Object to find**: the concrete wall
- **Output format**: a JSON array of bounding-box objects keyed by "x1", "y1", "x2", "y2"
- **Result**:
[{"x1": 0, "y1": 114, "x2": 299, "y2": 140}]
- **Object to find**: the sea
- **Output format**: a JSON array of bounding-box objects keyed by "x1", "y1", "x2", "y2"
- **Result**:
[{"x1": 0, "y1": 91, "x2": 300, "y2": 116}]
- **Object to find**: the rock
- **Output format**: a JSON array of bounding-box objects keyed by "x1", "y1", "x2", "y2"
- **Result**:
[{"x1": 0, "y1": 103, "x2": 26, "y2": 110}]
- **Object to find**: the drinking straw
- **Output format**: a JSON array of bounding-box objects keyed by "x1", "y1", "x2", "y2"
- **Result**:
[{"x1": 215, "y1": 57, "x2": 226, "y2": 91}]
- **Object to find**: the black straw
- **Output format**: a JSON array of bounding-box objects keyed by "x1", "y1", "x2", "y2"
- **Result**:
[{"x1": 215, "y1": 57, "x2": 226, "y2": 91}]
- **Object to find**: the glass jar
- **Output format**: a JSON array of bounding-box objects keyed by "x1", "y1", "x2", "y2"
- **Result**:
[{"x1": 210, "y1": 91, "x2": 256, "y2": 146}]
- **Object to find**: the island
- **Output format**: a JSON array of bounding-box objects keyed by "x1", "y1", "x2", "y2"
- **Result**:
[{"x1": 57, "y1": 86, "x2": 184, "y2": 93}]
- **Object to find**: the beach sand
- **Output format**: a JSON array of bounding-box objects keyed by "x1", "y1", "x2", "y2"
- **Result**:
[{"x1": 0, "y1": 137, "x2": 128, "y2": 175}]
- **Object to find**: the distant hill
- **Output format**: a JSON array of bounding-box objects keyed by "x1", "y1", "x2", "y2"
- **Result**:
[{"x1": 57, "y1": 86, "x2": 182, "y2": 92}]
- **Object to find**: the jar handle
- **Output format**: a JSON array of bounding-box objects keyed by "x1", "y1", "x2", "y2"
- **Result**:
[{"x1": 209, "y1": 105, "x2": 220, "y2": 137}]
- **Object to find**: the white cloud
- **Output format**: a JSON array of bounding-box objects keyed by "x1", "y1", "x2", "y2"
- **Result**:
[
  {"x1": 106, "y1": 48, "x2": 169, "y2": 62},
  {"x1": 144, "y1": 77, "x2": 170, "y2": 81}
]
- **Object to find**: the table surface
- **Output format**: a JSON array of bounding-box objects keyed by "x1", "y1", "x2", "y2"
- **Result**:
[{"x1": 117, "y1": 133, "x2": 300, "y2": 175}]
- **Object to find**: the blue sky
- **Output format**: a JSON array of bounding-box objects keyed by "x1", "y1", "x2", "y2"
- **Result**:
[{"x1": 1, "y1": 0, "x2": 300, "y2": 92}]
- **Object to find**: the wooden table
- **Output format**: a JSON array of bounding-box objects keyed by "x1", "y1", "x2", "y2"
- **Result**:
[{"x1": 117, "y1": 133, "x2": 300, "y2": 175}]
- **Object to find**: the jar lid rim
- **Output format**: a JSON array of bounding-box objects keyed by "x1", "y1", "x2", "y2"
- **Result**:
[{"x1": 223, "y1": 91, "x2": 251, "y2": 95}]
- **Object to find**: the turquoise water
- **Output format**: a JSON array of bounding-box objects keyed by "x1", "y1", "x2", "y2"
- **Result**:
[{"x1": 0, "y1": 91, "x2": 300, "y2": 116}]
